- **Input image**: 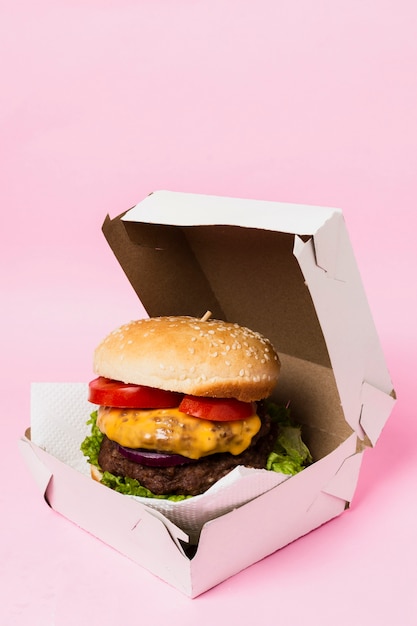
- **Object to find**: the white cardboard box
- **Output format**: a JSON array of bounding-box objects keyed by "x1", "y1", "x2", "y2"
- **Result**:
[{"x1": 20, "y1": 191, "x2": 396, "y2": 597}]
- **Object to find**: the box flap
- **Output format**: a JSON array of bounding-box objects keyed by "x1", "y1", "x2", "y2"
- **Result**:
[
  {"x1": 311, "y1": 210, "x2": 348, "y2": 281},
  {"x1": 189, "y1": 432, "x2": 357, "y2": 597},
  {"x1": 293, "y1": 214, "x2": 396, "y2": 443},
  {"x1": 360, "y1": 382, "x2": 397, "y2": 446},
  {"x1": 19, "y1": 434, "x2": 194, "y2": 595},
  {"x1": 19, "y1": 434, "x2": 53, "y2": 497},
  {"x1": 321, "y1": 448, "x2": 365, "y2": 503},
  {"x1": 22, "y1": 425, "x2": 359, "y2": 598}
]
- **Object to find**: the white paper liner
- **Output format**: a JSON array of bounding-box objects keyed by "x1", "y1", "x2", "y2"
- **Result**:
[{"x1": 30, "y1": 382, "x2": 290, "y2": 543}]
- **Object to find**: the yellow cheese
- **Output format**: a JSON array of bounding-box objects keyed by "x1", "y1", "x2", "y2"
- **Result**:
[{"x1": 97, "y1": 406, "x2": 261, "y2": 459}]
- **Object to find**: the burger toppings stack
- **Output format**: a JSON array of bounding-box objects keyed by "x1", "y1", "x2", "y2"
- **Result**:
[{"x1": 81, "y1": 314, "x2": 311, "y2": 498}]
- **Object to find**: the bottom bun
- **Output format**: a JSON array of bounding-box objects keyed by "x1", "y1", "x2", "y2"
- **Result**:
[{"x1": 90, "y1": 465, "x2": 103, "y2": 482}]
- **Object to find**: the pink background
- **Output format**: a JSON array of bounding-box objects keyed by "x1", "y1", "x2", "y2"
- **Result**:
[{"x1": 2, "y1": 1, "x2": 416, "y2": 623}]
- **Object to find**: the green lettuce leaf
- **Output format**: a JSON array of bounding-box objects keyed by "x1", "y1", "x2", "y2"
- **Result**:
[
  {"x1": 80, "y1": 411, "x2": 103, "y2": 467},
  {"x1": 266, "y1": 402, "x2": 313, "y2": 475},
  {"x1": 100, "y1": 471, "x2": 188, "y2": 501}
]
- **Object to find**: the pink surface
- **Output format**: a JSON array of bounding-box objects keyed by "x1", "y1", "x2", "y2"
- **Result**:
[{"x1": 2, "y1": 0, "x2": 416, "y2": 623}]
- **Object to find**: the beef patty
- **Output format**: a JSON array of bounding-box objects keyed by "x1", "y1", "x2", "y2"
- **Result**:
[{"x1": 97, "y1": 410, "x2": 278, "y2": 496}]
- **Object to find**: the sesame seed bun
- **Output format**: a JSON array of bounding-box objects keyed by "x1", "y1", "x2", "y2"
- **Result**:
[
  {"x1": 93, "y1": 316, "x2": 280, "y2": 402},
  {"x1": 90, "y1": 464, "x2": 103, "y2": 482}
]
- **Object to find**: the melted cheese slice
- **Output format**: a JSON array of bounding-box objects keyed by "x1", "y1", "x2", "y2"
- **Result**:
[{"x1": 97, "y1": 406, "x2": 261, "y2": 459}]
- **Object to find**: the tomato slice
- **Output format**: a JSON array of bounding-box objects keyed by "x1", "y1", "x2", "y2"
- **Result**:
[
  {"x1": 88, "y1": 377, "x2": 182, "y2": 408},
  {"x1": 179, "y1": 395, "x2": 255, "y2": 422}
]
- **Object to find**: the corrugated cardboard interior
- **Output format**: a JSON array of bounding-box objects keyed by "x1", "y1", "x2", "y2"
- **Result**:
[{"x1": 102, "y1": 215, "x2": 353, "y2": 462}]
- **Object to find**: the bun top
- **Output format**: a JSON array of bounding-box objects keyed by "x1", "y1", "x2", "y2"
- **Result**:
[{"x1": 93, "y1": 316, "x2": 280, "y2": 402}]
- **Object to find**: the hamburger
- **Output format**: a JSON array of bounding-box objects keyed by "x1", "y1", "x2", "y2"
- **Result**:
[{"x1": 81, "y1": 314, "x2": 311, "y2": 498}]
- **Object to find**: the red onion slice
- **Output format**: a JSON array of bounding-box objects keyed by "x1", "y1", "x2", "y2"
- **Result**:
[{"x1": 117, "y1": 445, "x2": 197, "y2": 467}]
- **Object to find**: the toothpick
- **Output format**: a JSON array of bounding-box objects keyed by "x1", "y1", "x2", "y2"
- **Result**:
[{"x1": 200, "y1": 310, "x2": 212, "y2": 322}]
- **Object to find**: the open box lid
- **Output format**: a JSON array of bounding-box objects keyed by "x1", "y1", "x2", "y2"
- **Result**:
[{"x1": 102, "y1": 191, "x2": 395, "y2": 459}]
